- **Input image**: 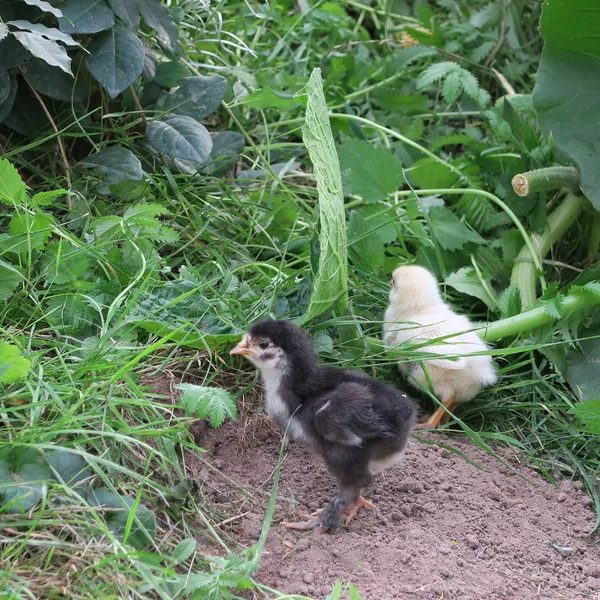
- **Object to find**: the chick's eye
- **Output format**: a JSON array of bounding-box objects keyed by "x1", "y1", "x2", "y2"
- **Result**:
[{"x1": 258, "y1": 341, "x2": 270, "y2": 350}]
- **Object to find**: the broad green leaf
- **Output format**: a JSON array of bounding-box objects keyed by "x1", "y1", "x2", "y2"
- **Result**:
[
  {"x1": 24, "y1": 58, "x2": 83, "y2": 103},
  {"x1": 0, "y1": 74, "x2": 18, "y2": 123},
  {"x1": 23, "y1": 0, "x2": 63, "y2": 18},
  {"x1": 428, "y1": 206, "x2": 484, "y2": 251},
  {"x1": 569, "y1": 399, "x2": 600, "y2": 435},
  {"x1": 201, "y1": 131, "x2": 245, "y2": 175},
  {"x1": 140, "y1": 0, "x2": 180, "y2": 55},
  {"x1": 0, "y1": 448, "x2": 51, "y2": 513},
  {"x1": 8, "y1": 21, "x2": 79, "y2": 46},
  {"x1": 301, "y1": 68, "x2": 348, "y2": 321},
  {"x1": 169, "y1": 538, "x2": 197, "y2": 566},
  {"x1": 175, "y1": 383, "x2": 237, "y2": 428},
  {"x1": 146, "y1": 115, "x2": 213, "y2": 163},
  {"x1": 338, "y1": 138, "x2": 403, "y2": 203},
  {"x1": 409, "y1": 157, "x2": 459, "y2": 189},
  {"x1": 153, "y1": 60, "x2": 191, "y2": 88},
  {"x1": 565, "y1": 327, "x2": 600, "y2": 401},
  {"x1": 47, "y1": 452, "x2": 91, "y2": 487},
  {"x1": 156, "y1": 75, "x2": 227, "y2": 119},
  {"x1": 108, "y1": 0, "x2": 140, "y2": 30},
  {"x1": 236, "y1": 87, "x2": 301, "y2": 110},
  {"x1": 0, "y1": 341, "x2": 31, "y2": 384},
  {"x1": 6, "y1": 213, "x2": 53, "y2": 252},
  {"x1": 533, "y1": 0, "x2": 600, "y2": 209},
  {"x1": 347, "y1": 210, "x2": 386, "y2": 272},
  {"x1": 445, "y1": 267, "x2": 496, "y2": 310},
  {"x1": 85, "y1": 25, "x2": 144, "y2": 98},
  {"x1": 0, "y1": 37, "x2": 28, "y2": 71},
  {"x1": 12, "y1": 31, "x2": 72, "y2": 74},
  {"x1": 59, "y1": 0, "x2": 115, "y2": 34},
  {"x1": 0, "y1": 158, "x2": 25, "y2": 206},
  {"x1": 0, "y1": 24, "x2": 7, "y2": 43},
  {"x1": 87, "y1": 488, "x2": 157, "y2": 549},
  {"x1": 0, "y1": 259, "x2": 24, "y2": 302},
  {"x1": 40, "y1": 241, "x2": 90, "y2": 286},
  {"x1": 0, "y1": 71, "x2": 11, "y2": 107},
  {"x1": 78, "y1": 146, "x2": 143, "y2": 186}
]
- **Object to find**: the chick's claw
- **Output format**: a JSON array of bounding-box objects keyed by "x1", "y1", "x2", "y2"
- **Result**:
[
  {"x1": 344, "y1": 495, "x2": 375, "y2": 525},
  {"x1": 282, "y1": 517, "x2": 322, "y2": 531}
]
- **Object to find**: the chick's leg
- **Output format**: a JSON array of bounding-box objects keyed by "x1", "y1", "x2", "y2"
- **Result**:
[
  {"x1": 415, "y1": 395, "x2": 457, "y2": 429},
  {"x1": 343, "y1": 492, "x2": 375, "y2": 525}
]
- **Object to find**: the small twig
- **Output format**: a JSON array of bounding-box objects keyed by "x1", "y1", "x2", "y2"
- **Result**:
[
  {"x1": 22, "y1": 72, "x2": 72, "y2": 198},
  {"x1": 492, "y1": 67, "x2": 515, "y2": 95},
  {"x1": 128, "y1": 85, "x2": 148, "y2": 128}
]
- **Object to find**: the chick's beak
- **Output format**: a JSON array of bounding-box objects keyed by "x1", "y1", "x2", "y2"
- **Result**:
[{"x1": 231, "y1": 337, "x2": 253, "y2": 356}]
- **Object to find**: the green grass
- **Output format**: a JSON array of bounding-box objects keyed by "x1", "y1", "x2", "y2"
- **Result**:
[{"x1": 1, "y1": 0, "x2": 599, "y2": 598}]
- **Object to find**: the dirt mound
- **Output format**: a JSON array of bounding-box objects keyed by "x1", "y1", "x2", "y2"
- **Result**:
[{"x1": 192, "y1": 414, "x2": 599, "y2": 600}]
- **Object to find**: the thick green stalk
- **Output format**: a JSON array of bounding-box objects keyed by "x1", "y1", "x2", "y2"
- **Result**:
[
  {"x1": 366, "y1": 287, "x2": 600, "y2": 354},
  {"x1": 511, "y1": 166, "x2": 579, "y2": 197},
  {"x1": 510, "y1": 193, "x2": 585, "y2": 309}
]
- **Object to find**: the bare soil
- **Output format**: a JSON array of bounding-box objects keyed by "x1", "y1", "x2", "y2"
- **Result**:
[{"x1": 188, "y1": 409, "x2": 599, "y2": 600}]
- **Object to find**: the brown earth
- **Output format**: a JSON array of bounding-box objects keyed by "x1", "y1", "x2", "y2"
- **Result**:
[{"x1": 185, "y1": 405, "x2": 600, "y2": 600}]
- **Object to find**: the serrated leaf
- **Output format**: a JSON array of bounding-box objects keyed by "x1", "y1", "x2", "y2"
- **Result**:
[
  {"x1": 175, "y1": 384, "x2": 237, "y2": 427},
  {"x1": 428, "y1": 206, "x2": 484, "y2": 251},
  {"x1": 565, "y1": 327, "x2": 600, "y2": 401},
  {"x1": 59, "y1": 0, "x2": 115, "y2": 34},
  {"x1": 123, "y1": 203, "x2": 170, "y2": 221},
  {"x1": 31, "y1": 189, "x2": 69, "y2": 207},
  {"x1": 140, "y1": 0, "x2": 180, "y2": 55},
  {"x1": 85, "y1": 25, "x2": 144, "y2": 98},
  {"x1": 582, "y1": 281, "x2": 600, "y2": 297},
  {"x1": 78, "y1": 146, "x2": 143, "y2": 186},
  {"x1": 12, "y1": 31, "x2": 72, "y2": 74},
  {"x1": 498, "y1": 285, "x2": 522, "y2": 318},
  {"x1": 23, "y1": 0, "x2": 63, "y2": 18},
  {"x1": 156, "y1": 75, "x2": 227, "y2": 119},
  {"x1": 570, "y1": 399, "x2": 600, "y2": 435},
  {"x1": 0, "y1": 158, "x2": 25, "y2": 206},
  {"x1": 108, "y1": 0, "x2": 140, "y2": 29},
  {"x1": 445, "y1": 267, "x2": 496, "y2": 310},
  {"x1": 441, "y1": 70, "x2": 462, "y2": 103},
  {"x1": 544, "y1": 295, "x2": 565, "y2": 319},
  {"x1": 347, "y1": 209, "x2": 386, "y2": 272},
  {"x1": 47, "y1": 294, "x2": 95, "y2": 333},
  {"x1": 5, "y1": 213, "x2": 53, "y2": 252},
  {"x1": 0, "y1": 260, "x2": 24, "y2": 302},
  {"x1": 40, "y1": 241, "x2": 90, "y2": 286},
  {"x1": 9, "y1": 21, "x2": 79, "y2": 46},
  {"x1": 338, "y1": 138, "x2": 403, "y2": 203},
  {"x1": 0, "y1": 341, "x2": 31, "y2": 384},
  {"x1": 146, "y1": 115, "x2": 213, "y2": 163}
]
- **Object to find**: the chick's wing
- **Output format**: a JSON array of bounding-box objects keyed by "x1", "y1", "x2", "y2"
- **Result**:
[{"x1": 311, "y1": 382, "x2": 390, "y2": 446}]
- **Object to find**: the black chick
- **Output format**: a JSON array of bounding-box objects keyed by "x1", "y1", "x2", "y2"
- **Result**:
[{"x1": 231, "y1": 319, "x2": 416, "y2": 532}]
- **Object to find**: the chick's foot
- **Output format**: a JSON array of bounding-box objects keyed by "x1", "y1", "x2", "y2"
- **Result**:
[
  {"x1": 282, "y1": 517, "x2": 322, "y2": 531},
  {"x1": 344, "y1": 495, "x2": 375, "y2": 524}
]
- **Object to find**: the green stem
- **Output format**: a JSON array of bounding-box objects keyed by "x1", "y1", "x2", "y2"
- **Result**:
[
  {"x1": 510, "y1": 193, "x2": 585, "y2": 309},
  {"x1": 586, "y1": 213, "x2": 600, "y2": 265},
  {"x1": 366, "y1": 287, "x2": 600, "y2": 354},
  {"x1": 511, "y1": 166, "x2": 579, "y2": 197}
]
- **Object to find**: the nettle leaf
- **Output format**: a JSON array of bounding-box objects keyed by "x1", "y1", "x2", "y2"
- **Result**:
[
  {"x1": 498, "y1": 285, "x2": 522, "y2": 318},
  {"x1": 40, "y1": 241, "x2": 90, "y2": 286},
  {"x1": 445, "y1": 267, "x2": 496, "y2": 310},
  {"x1": 0, "y1": 260, "x2": 24, "y2": 302},
  {"x1": 565, "y1": 327, "x2": 600, "y2": 401},
  {"x1": 347, "y1": 210, "x2": 386, "y2": 272},
  {"x1": 78, "y1": 146, "x2": 143, "y2": 186},
  {"x1": 87, "y1": 488, "x2": 156, "y2": 549},
  {"x1": 175, "y1": 384, "x2": 237, "y2": 428},
  {"x1": 108, "y1": 0, "x2": 141, "y2": 30},
  {"x1": 570, "y1": 399, "x2": 600, "y2": 435},
  {"x1": 9, "y1": 21, "x2": 78, "y2": 47},
  {"x1": 146, "y1": 116, "x2": 213, "y2": 163},
  {"x1": 338, "y1": 138, "x2": 403, "y2": 203},
  {"x1": 544, "y1": 294, "x2": 565, "y2": 319},
  {"x1": 428, "y1": 206, "x2": 484, "y2": 251},
  {"x1": 23, "y1": 0, "x2": 63, "y2": 18},
  {"x1": 0, "y1": 157, "x2": 26, "y2": 206},
  {"x1": 156, "y1": 75, "x2": 227, "y2": 119},
  {"x1": 85, "y1": 24, "x2": 144, "y2": 98},
  {"x1": 6, "y1": 213, "x2": 53, "y2": 252},
  {"x1": 0, "y1": 341, "x2": 31, "y2": 384},
  {"x1": 31, "y1": 189, "x2": 69, "y2": 207},
  {"x1": 140, "y1": 0, "x2": 180, "y2": 55},
  {"x1": 59, "y1": 0, "x2": 115, "y2": 34},
  {"x1": 11, "y1": 31, "x2": 72, "y2": 74}
]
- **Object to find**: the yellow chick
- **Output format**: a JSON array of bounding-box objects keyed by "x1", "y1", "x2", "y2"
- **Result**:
[{"x1": 383, "y1": 265, "x2": 497, "y2": 428}]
